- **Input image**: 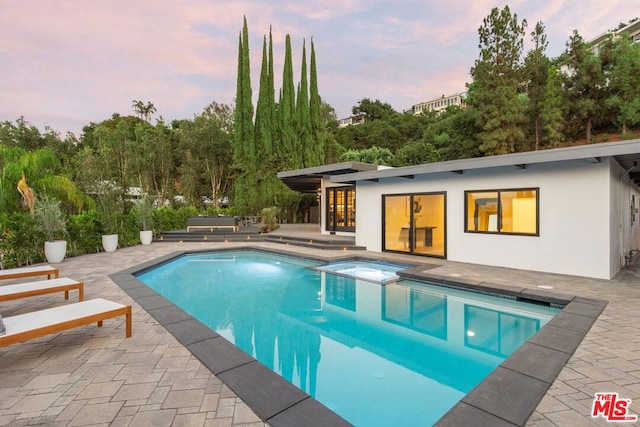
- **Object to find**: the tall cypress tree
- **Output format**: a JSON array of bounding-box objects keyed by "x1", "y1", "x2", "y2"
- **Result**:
[
  {"x1": 268, "y1": 28, "x2": 278, "y2": 159},
  {"x1": 296, "y1": 40, "x2": 313, "y2": 167},
  {"x1": 255, "y1": 35, "x2": 272, "y2": 159},
  {"x1": 309, "y1": 38, "x2": 325, "y2": 165},
  {"x1": 280, "y1": 35, "x2": 298, "y2": 168},
  {"x1": 233, "y1": 16, "x2": 255, "y2": 209}
]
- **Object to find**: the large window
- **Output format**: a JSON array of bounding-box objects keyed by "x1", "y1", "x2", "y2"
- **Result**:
[
  {"x1": 465, "y1": 188, "x2": 538, "y2": 235},
  {"x1": 326, "y1": 186, "x2": 355, "y2": 232}
]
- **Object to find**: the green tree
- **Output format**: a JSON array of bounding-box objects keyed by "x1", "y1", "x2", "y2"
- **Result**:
[
  {"x1": 425, "y1": 106, "x2": 482, "y2": 161},
  {"x1": 604, "y1": 37, "x2": 640, "y2": 134},
  {"x1": 255, "y1": 35, "x2": 274, "y2": 162},
  {"x1": 132, "y1": 100, "x2": 157, "y2": 122},
  {"x1": 470, "y1": 5, "x2": 527, "y2": 155},
  {"x1": 279, "y1": 34, "x2": 298, "y2": 169},
  {"x1": 233, "y1": 16, "x2": 255, "y2": 209},
  {"x1": 524, "y1": 22, "x2": 550, "y2": 150},
  {"x1": 309, "y1": 38, "x2": 325, "y2": 165},
  {"x1": 561, "y1": 30, "x2": 606, "y2": 144},
  {"x1": 133, "y1": 119, "x2": 175, "y2": 201},
  {"x1": 176, "y1": 103, "x2": 234, "y2": 207},
  {"x1": 352, "y1": 98, "x2": 397, "y2": 122},
  {"x1": 338, "y1": 146, "x2": 394, "y2": 165},
  {"x1": 296, "y1": 40, "x2": 313, "y2": 167},
  {"x1": 540, "y1": 65, "x2": 565, "y2": 147}
]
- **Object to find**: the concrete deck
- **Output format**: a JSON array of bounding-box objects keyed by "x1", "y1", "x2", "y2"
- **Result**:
[{"x1": 1, "y1": 232, "x2": 639, "y2": 426}]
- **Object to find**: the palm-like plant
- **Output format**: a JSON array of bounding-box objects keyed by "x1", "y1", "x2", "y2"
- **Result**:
[{"x1": 0, "y1": 145, "x2": 92, "y2": 214}]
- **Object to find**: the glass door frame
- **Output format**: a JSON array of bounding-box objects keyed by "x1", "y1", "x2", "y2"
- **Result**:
[
  {"x1": 382, "y1": 191, "x2": 447, "y2": 259},
  {"x1": 326, "y1": 186, "x2": 356, "y2": 232}
]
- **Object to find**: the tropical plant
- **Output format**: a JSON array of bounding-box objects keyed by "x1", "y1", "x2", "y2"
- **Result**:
[
  {"x1": 0, "y1": 145, "x2": 89, "y2": 214},
  {"x1": 260, "y1": 206, "x2": 280, "y2": 233},
  {"x1": 34, "y1": 196, "x2": 67, "y2": 242}
]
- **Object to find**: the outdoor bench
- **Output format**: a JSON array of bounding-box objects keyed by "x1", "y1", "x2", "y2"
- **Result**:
[{"x1": 187, "y1": 216, "x2": 239, "y2": 232}]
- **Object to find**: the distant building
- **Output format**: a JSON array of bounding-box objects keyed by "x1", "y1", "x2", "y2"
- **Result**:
[
  {"x1": 404, "y1": 93, "x2": 467, "y2": 116},
  {"x1": 588, "y1": 19, "x2": 640, "y2": 54},
  {"x1": 338, "y1": 114, "x2": 366, "y2": 128}
]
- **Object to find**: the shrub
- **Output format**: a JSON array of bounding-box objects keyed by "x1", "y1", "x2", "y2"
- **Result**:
[
  {"x1": 0, "y1": 212, "x2": 42, "y2": 267},
  {"x1": 34, "y1": 196, "x2": 67, "y2": 242},
  {"x1": 260, "y1": 207, "x2": 280, "y2": 233},
  {"x1": 66, "y1": 211, "x2": 102, "y2": 255}
]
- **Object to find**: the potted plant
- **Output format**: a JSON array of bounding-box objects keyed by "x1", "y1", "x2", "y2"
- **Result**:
[
  {"x1": 34, "y1": 196, "x2": 67, "y2": 263},
  {"x1": 134, "y1": 197, "x2": 154, "y2": 245},
  {"x1": 96, "y1": 191, "x2": 121, "y2": 252}
]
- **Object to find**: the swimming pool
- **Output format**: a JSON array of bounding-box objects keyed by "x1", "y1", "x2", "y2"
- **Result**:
[{"x1": 136, "y1": 250, "x2": 560, "y2": 426}]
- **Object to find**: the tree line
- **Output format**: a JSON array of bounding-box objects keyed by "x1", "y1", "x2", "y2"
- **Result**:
[
  {"x1": 1, "y1": 7, "x2": 639, "y2": 225},
  {"x1": 336, "y1": 8, "x2": 640, "y2": 164}
]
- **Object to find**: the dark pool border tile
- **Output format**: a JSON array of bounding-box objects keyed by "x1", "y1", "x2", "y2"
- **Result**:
[{"x1": 111, "y1": 248, "x2": 608, "y2": 427}]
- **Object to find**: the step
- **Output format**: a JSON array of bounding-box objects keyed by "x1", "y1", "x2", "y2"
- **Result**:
[{"x1": 264, "y1": 236, "x2": 366, "y2": 251}]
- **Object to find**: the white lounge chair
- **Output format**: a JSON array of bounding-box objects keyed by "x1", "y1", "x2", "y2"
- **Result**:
[
  {"x1": 0, "y1": 278, "x2": 84, "y2": 302},
  {"x1": 0, "y1": 298, "x2": 132, "y2": 347},
  {"x1": 0, "y1": 265, "x2": 59, "y2": 281}
]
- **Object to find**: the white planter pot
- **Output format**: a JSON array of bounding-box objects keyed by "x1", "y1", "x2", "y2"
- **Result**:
[
  {"x1": 140, "y1": 230, "x2": 153, "y2": 245},
  {"x1": 44, "y1": 240, "x2": 67, "y2": 263},
  {"x1": 102, "y1": 234, "x2": 118, "y2": 252}
]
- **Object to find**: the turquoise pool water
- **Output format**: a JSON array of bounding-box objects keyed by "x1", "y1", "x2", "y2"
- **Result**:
[{"x1": 137, "y1": 250, "x2": 559, "y2": 426}]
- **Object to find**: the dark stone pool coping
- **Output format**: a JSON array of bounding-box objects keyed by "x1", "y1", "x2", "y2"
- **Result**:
[{"x1": 111, "y1": 246, "x2": 607, "y2": 427}]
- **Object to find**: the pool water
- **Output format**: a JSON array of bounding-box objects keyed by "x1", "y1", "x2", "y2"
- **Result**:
[{"x1": 137, "y1": 250, "x2": 559, "y2": 426}]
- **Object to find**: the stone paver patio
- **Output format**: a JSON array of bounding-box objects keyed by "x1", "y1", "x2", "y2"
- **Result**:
[{"x1": 1, "y1": 235, "x2": 640, "y2": 426}]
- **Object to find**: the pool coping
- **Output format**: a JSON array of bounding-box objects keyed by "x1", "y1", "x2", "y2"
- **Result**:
[{"x1": 110, "y1": 246, "x2": 608, "y2": 427}]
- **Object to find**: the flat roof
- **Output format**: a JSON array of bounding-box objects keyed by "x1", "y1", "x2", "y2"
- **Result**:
[
  {"x1": 329, "y1": 139, "x2": 640, "y2": 185},
  {"x1": 277, "y1": 162, "x2": 379, "y2": 193}
]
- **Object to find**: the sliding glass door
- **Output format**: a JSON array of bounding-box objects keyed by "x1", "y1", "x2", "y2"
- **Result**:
[{"x1": 383, "y1": 192, "x2": 446, "y2": 258}]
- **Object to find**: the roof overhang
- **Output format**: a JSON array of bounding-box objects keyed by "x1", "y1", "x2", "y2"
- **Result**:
[
  {"x1": 329, "y1": 139, "x2": 640, "y2": 186},
  {"x1": 277, "y1": 162, "x2": 379, "y2": 193}
]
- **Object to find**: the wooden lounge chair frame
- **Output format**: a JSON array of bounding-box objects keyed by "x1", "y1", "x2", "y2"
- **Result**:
[
  {"x1": 0, "y1": 278, "x2": 84, "y2": 302},
  {"x1": 0, "y1": 265, "x2": 59, "y2": 281},
  {"x1": 0, "y1": 298, "x2": 131, "y2": 347}
]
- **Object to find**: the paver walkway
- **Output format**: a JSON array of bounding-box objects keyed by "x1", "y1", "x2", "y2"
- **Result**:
[{"x1": 1, "y1": 238, "x2": 639, "y2": 426}]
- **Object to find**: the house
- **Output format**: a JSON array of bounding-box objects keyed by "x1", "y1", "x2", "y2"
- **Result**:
[
  {"x1": 588, "y1": 19, "x2": 640, "y2": 54},
  {"x1": 338, "y1": 114, "x2": 366, "y2": 128},
  {"x1": 404, "y1": 92, "x2": 467, "y2": 116},
  {"x1": 278, "y1": 139, "x2": 640, "y2": 279}
]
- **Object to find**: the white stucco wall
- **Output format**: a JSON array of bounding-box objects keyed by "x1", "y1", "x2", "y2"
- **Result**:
[{"x1": 354, "y1": 159, "x2": 616, "y2": 279}]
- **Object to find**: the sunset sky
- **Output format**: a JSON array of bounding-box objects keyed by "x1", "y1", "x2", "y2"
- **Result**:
[{"x1": 1, "y1": 1, "x2": 637, "y2": 136}]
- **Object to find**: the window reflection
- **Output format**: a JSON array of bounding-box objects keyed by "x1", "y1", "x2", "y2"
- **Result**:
[
  {"x1": 325, "y1": 273, "x2": 356, "y2": 311},
  {"x1": 382, "y1": 285, "x2": 447, "y2": 340},
  {"x1": 464, "y1": 305, "x2": 540, "y2": 357}
]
